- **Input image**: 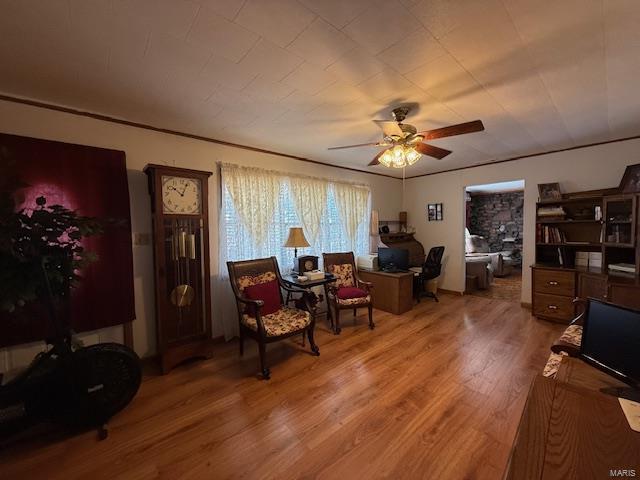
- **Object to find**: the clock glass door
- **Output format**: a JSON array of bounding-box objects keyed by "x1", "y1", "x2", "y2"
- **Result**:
[{"x1": 162, "y1": 218, "x2": 206, "y2": 342}]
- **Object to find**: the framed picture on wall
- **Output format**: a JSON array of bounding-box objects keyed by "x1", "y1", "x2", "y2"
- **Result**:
[
  {"x1": 537, "y1": 182, "x2": 562, "y2": 202},
  {"x1": 619, "y1": 163, "x2": 640, "y2": 193},
  {"x1": 427, "y1": 203, "x2": 443, "y2": 221},
  {"x1": 427, "y1": 204, "x2": 436, "y2": 221}
]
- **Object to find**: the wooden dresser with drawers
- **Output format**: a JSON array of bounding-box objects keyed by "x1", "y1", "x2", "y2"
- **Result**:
[
  {"x1": 532, "y1": 266, "x2": 577, "y2": 322},
  {"x1": 532, "y1": 264, "x2": 640, "y2": 323}
]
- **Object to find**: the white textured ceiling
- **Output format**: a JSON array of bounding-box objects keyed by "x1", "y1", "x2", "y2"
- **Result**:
[{"x1": 0, "y1": 0, "x2": 639, "y2": 178}]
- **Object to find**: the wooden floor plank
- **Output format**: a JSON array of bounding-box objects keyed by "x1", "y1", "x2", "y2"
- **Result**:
[{"x1": 0, "y1": 294, "x2": 564, "y2": 480}]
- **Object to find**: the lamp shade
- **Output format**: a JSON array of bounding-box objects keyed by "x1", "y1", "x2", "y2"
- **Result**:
[{"x1": 284, "y1": 227, "x2": 310, "y2": 248}]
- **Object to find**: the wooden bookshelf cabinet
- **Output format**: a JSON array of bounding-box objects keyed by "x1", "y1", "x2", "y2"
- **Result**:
[{"x1": 532, "y1": 183, "x2": 640, "y2": 323}]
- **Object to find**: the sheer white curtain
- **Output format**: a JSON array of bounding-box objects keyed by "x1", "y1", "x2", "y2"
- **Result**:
[
  {"x1": 222, "y1": 164, "x2": 281, "y2": 246},
  {"x1": 289, "y1": 176, "x2": 327, "y2": 245},
  {"x1": 217, "y1": 163, "x2": 371, "y2": 339},
  {"x1": 333, "y1": 182, "x2": 370, "y2": 251}
]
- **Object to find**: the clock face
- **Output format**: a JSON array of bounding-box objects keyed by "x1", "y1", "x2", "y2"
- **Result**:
[
  {"x1": 304, "y1": 259, "x2": 314, "y2": 271},
  {"x1": 162, "y1": 176, "x2": 201, "y2": 214}
]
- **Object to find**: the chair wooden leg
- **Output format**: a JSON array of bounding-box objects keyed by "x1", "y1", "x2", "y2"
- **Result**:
[
  {"x1": 307, "y1": 327, "x2": 320, "y2": 356},
  {"x1": 258, "y1": 342, "x2": 270, "y2": 380},
  {"x1": 334, "y1": 306, "x2": 341, "y2": 335},
  {"x1": 239, "y1": 330, "x2": 244, "y2": 356},
  {"x1": 301, "y1": 331, "x2": 306, "y2": 347},
  {"x1": 368, "y1": 305, "x2": 375, "y2": 330},
  {"x1": 324, "y1": 285, "x2": 333, "y2": 324},
  {"x1": 328, "y1": 302, "x2": 335, "y2": 330}
]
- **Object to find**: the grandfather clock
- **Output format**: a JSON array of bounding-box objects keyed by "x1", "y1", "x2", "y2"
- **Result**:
[{"x1": 144, "y1": 164, "x2": 213, "y2": 374}]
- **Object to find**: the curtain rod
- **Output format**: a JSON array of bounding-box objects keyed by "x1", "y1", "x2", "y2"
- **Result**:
[{"x1": 217, "y1": 161, "x2": 371, "y2": 189}]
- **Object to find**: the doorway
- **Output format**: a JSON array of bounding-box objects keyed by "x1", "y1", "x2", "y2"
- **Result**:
[{"x1": 464, "y1": 180, "x2": 524, "y2": 302}]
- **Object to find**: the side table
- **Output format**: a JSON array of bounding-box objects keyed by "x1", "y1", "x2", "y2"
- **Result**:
[{"x1": 281, "y1": 273, "x2": 336, "y2": 324}]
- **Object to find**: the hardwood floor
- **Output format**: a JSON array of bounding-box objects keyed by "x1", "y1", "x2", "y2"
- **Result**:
[{"x1": 0, "y1": 294, "x2": 564, "y2": 480}]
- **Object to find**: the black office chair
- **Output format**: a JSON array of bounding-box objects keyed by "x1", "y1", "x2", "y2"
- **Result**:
[{"x1": 415, "y1": 246, "x2": 445, "y2": 302}]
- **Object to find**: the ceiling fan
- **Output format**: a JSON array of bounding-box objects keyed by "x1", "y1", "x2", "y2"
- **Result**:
[{"x1": 328, "y1": 106, "x2": 485, "y2": 168}]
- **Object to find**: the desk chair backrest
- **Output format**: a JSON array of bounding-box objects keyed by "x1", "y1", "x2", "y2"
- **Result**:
[{"x1": 423, "y1": 246, "x2": 445, "y2": 279}]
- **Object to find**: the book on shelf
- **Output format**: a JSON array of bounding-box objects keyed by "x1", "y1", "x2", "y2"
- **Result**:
[
  {"x1": 536, "y1": 216, "x2": 565, "y2": 222},
  {"x1": 608, "y1": 270, "x2": 636, "y2": 279},
  {"x1": 575, "y1": 251, "x2": 589, "y2": 267},
  {"x1": 608, "y1": 263, "x2": 636, "y2": 274},
  {"x1": 537, "y1": 206, "x2": 566, "y2": 217},
  {"x1": 589, "y1": 252, "x2": 602, "y2": 268},
  {"x1": 575, "y1": 251, "x2": 603, "y2": 268},
  {"x1": 536, "y1": 225, "x2": 566, "y2": 243}
]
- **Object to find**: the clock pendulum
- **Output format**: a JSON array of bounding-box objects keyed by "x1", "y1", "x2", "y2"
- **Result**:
[{"x1": 168, "y1": 219, "x2": 196, "y2": 308}]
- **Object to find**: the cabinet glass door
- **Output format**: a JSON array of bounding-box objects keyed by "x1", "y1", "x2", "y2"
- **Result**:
[{"x1": 603, "y1": 196, "x2": 636, "y2": 247}]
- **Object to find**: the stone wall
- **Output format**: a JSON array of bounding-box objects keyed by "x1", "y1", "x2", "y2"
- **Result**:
[{"x1": 468, "y1": 191, "x2": 524, "y2": 252}]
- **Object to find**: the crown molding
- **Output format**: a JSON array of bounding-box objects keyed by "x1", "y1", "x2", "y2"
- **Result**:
[
  {"x1": 0, "y1": 93, "x2": 400, "y2": 180},
  {"x1": 4, "y1": 93, "x2": 639, "y2": 182},
  {"x1": 406, "y1": 134, "x2": 640, "y2": 179}
]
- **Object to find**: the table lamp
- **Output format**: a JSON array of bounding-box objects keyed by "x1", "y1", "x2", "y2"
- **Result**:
[{"x1": 284, "y1": 227, "x2": 310, "y2": 258}]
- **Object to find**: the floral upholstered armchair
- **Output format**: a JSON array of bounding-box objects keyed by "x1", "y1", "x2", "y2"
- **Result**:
[
  {"x1": 322, "y1": 252, "x2": 374, "y2": 335},
  {"x1": 227, "y1": 256, "x2": 319, "y2": 380},
  {"x1": 542, "y1": 299, "x2": 585, "y2": 378}
]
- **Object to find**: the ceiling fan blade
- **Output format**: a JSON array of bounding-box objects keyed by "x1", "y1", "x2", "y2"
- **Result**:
[
  {"x1": 328, "y1": 142, "x2": 381, "y2": 150},
  {"x1": 419, "y1": 120, "x2": 485, "y2": 140},
  {"x1": 415, "y1": 143, "x2": 452, "y2": 160},
  {"x1": 368, "y1": 151, "x2": 385, "y2": 166},
  {"x1": 373, "y1": 120, "x2": 403, "y2": 137}
]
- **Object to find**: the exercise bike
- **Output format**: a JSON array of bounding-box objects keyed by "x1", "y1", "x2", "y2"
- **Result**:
[{"x1": 0, "y1": 262, "x2": 142, "y2": 441}]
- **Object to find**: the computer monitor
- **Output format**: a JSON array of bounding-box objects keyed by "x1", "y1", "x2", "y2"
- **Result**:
[
  {"x1": 377, "y1": 248, "x2": 409, "y2": 272},
  {"x1": 580, "y1": 299, "x2": 640, "y2": 388}
]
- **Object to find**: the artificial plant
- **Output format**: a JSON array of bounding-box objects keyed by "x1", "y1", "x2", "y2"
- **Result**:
[{"x1": 0, "y1": 150, "x2": 103, "y2": 313}]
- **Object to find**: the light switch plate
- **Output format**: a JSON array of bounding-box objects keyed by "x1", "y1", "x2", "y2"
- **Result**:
[{"x1": 133, "y1": 233, "x2": 151, "y2": 245}]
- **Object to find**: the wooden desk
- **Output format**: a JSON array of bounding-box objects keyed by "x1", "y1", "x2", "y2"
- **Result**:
[
  {"x1": 358, "y1": 270, "x2": 414, "y2": 315},
  {"x1": 556, "y1": 356, "x2": 627, "y2": 391},
  {"x1": 505, "y1": 375, "x2": 640, "y2": 479}
]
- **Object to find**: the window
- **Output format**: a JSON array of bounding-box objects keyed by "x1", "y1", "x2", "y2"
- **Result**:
[{"x1": 221, "y1": 180, "x2": 370, "y2": 271}]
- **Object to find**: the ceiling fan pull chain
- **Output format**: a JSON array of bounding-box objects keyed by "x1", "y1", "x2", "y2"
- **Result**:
[{"x1": 402, "y1": 167, "x2": 406, "y2": 210}]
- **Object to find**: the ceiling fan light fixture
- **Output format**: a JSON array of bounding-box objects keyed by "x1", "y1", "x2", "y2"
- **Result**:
[
  {"x1": 378, "y1": 145, "x2": 422, "y2": 168},
  {"x1": 405, "y1": 146, "x2": 422, "y2": 165}
]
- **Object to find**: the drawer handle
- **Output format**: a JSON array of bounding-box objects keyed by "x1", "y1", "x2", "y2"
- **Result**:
[
  {"x1": 547, "y1": 281, "x2": 559, "y2": 286},
  {"x1": 547, "y1": 305, "x2": 558, "y2": 310}
]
